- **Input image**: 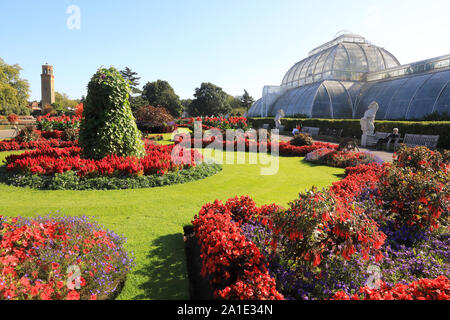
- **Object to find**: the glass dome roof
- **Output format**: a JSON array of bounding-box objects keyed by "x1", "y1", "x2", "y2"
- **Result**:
[
  {"x1": 281, "y1": 34, "x2": 400, "y2": 87},
  {"x1": 248, "y1": 34, "x2": 450, "y2": 120}
]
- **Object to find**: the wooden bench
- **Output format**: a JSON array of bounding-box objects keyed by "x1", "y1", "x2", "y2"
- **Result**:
[
  {"x1": 301, "y1": 126, "x2": 320, "y2": 138},
  {"x1": 395, "y1": 134, "x2": 440, "y2": 150}
]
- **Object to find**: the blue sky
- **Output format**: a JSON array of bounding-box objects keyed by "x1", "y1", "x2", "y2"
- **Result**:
[{"x1": 1, "y1": 0, "x2": 450, "y2": 102}]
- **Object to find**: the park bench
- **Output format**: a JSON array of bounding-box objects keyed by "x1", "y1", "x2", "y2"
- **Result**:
[
  {"x1": 320, "y1": 128, "x2": 343, "y2": 140},
  {"x1": 366, "y1": 132, "x2": 390, "y2": 147},
  {"x1": 395, "y1": 134, "x2": 440, "y2": 150},
  {"x1": 301, "y1": 126, "x2": 320, "y2": 138},
  {"x1": 366, "y1": 132, "x2": 402, "y2": 151}
]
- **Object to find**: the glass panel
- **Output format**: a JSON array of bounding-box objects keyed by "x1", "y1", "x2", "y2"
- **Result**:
[
  {"x1": 364, "y1": 46, "x2": 385, "y2": 72},
  {"x1": 290, "y1": 83, "x2": 320, "y2": 116},
  {"x1": 345, "y1": 43, "x2": 368, "y2": 72},
  {"x1": 287, "y1": 61, "x2": 302, "y2": 84},
  {"x1": 323, "y1": 47, "x2": 337, "y2": 73},
  {"x1": 286, "y1": 88, "x2": 307, "y2": 116},
  {"x1": 325, "y1": 81, "x2": 353, "y2": 118},
  {"x1": 386, "y1": 75, "x2": 428, "y2": 120},
  {"x1": 372, "y1": 78, "x2": 408, "y2": 119},
  {"x1": 292, "y1": 60, "x2": 307, "y2": 84},
  {"x1": 354, "y1": 82, "x2": 386, "y2": 118},
  {"x1": 311, "y1": 84, "x2": 331, "y2": 118},
  {"x1": 282, "y1": 65, "x2": 297, "y2": 85},
  {"x1": 299, "y1": 56, "x2": 314, "y2": 83},
  {"x1": 434, "y1": 80, "x2": 450, "y2": 115},
  {"x1": 340, "y1": 81, "x2": 363, "y2": 116},
  {"x1": 313, "y1": 49, "x2": 330, "y2": 78},
  {"x1": 333, "y1": 45, "x2": 349, "y2": 71},
  {"x1": 248, "y1": 99, "x2": 262, "y2": 117},
  {"x1": 272, "y1": 88, "x2": 297, "y2": 116},
  {"x1": 382, "y1": 51, "x2": 400, "y2": 68},
  {"x1": 306, "y1": 54, "x2": 322, "y2": 80},
  {"x1": 408, "y1": 72, "x2": 449, "y2": 119}
]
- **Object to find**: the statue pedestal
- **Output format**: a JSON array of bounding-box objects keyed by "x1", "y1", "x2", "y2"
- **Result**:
[{"x1": 361, "y1": 133, "x2": 376, "y2": 147}]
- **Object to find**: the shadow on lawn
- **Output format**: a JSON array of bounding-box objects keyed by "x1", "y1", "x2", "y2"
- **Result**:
[
  {"x1": 299, "y1": 159, "x2": 346, "y2": 179},
  {"x1": 133, "y1": 233, "x2": 188, "y2": 300}
]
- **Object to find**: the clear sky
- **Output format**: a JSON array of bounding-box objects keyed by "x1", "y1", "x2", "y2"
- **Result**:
[{"x1": 1, "y1": 0, "x2": 450, "y2": 102}]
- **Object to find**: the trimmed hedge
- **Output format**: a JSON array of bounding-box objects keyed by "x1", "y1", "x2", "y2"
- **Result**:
[
  {"x1": 79, "y1": 67, "x2": 146, "y2": 159},
  {"x1": 249, "y1": 118, "x2": 450, "y2": 149}
]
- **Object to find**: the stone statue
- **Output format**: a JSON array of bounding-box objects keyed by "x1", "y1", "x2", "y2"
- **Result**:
[
  {"x1": 274, "y1": 109, "x2": 285, "y2": 129},
  {"x1": 360, "y1": 101, "x2": 379, "y2": 147}
]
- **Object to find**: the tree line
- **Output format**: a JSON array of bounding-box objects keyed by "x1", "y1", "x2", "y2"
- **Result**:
[{"x1": 119, "y1": 67, "x2": 254, "y2": 117}]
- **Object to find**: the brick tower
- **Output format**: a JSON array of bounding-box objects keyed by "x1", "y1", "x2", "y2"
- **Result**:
[{"x1": 41, "y1": 64, "x2": 55, "y2": 107}]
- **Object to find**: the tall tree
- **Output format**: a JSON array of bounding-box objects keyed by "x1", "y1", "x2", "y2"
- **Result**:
[
  {"x1": 227, "y1": 94, "x2": 242, "y2": 110},
  {"x1": 53, "y1": 91, "x2": 80, "y2": 114},
  {"x1": 189, "y1": 82, "x2": 232, "y2": 116},
  {"x1": 240, "y1": 89, "x2": 254, "y2": 113},
  {"x1": 129, "y1": 95, "x2": 148, "y2": 114},
  {"x1": 120, "y1": 67, "x2": 141, "y2": 94},
  {"x1": 0, "y1": 58, "x2": 30, "y2": 115},
  {"x1": 142, "y1": 80, "x2": 183, "y2": 117},
  {"x1": 181, "y1": 99, "x2": 192, "y2": 116}
]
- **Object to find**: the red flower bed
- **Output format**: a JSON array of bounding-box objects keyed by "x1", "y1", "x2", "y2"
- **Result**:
[
  {"x1": 36, "y1": 114, "x2": 81, "y2": 131},
  {"x1": 0, "y1": 138, "x2": 77, "y2": 152},
  {"x1": 177, "y1": 117, "x2": 248, "y2": 130},
  {"x1": 332, "y1": 275, "x2": 449, "y2": 300},
  {"x1": 263, "y1": 188, "x2": 386, "y2": 267},
  {"x1": 192, "y1": 198, "x2": 283, "y2": 300},
  {"x1": 330, "y1": 163, "x2": 384, "y2": 201},
  {"x1": 176, "y1": 135, "x2": 338, "y2": 157},
  {"x1": 5, "y1": 141, "x2": 202, "y2": 177},
  {"x1": 305, "y1": 148, "x2": 384, "y2": 168},
  {"x1": 278, "y1": 141, "x2": 338, "y2": 157},
  {"x1": 0, "y1": 215, "x2": 133, "y2": 300},
  {"x1": 192, "y1": 145, "x2": 449, "y2": 300},
  {"x1": 39, "y1": 130, "x2": 64, "y2": 140},
  {"x1": 7, "y1": 114, "x2": 19, "y2": 123},
  {"x1": 75, "y1": 103, "x2": 83, "y2": 117}
]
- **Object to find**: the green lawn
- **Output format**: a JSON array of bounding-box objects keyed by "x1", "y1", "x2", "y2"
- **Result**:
[{"x1": 0, "y1": 142, "x2": 344, "y2": 300}]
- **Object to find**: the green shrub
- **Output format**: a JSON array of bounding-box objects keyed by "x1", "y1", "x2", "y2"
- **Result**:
[
  {"x1": 62, "y1": 128, "x2": 79, "y2": 141},
  {"x1": 79, "y1": 67, "x2": 145, "y2": 159},
  {"x1": 377, "y1": 165, "x2": 448, "y2": 231},
  {"x1": 290, "y1": 133, "x2": 313, "y2": 146},
  {"x1": 17, "y1": 126, "x2": 40, "y2": 142}
]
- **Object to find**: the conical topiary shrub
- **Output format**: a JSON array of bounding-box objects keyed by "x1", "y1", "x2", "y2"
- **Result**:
[{"x1": 79, "y1": 67, "x2": 146, "y2": 159}]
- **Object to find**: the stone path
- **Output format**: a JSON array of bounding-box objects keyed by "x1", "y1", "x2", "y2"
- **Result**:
[{"x1": 279, "y1": 134, "x2": 394, "y2": 163}]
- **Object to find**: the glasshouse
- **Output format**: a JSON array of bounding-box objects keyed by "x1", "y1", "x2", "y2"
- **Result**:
[{"x1": 248, "y1": 33, "x2": 450, "y2": 119}]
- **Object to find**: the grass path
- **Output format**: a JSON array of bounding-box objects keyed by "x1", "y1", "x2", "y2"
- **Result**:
[{"x1": 0, "y1": 146, "x2": 343, "y2": 300}]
